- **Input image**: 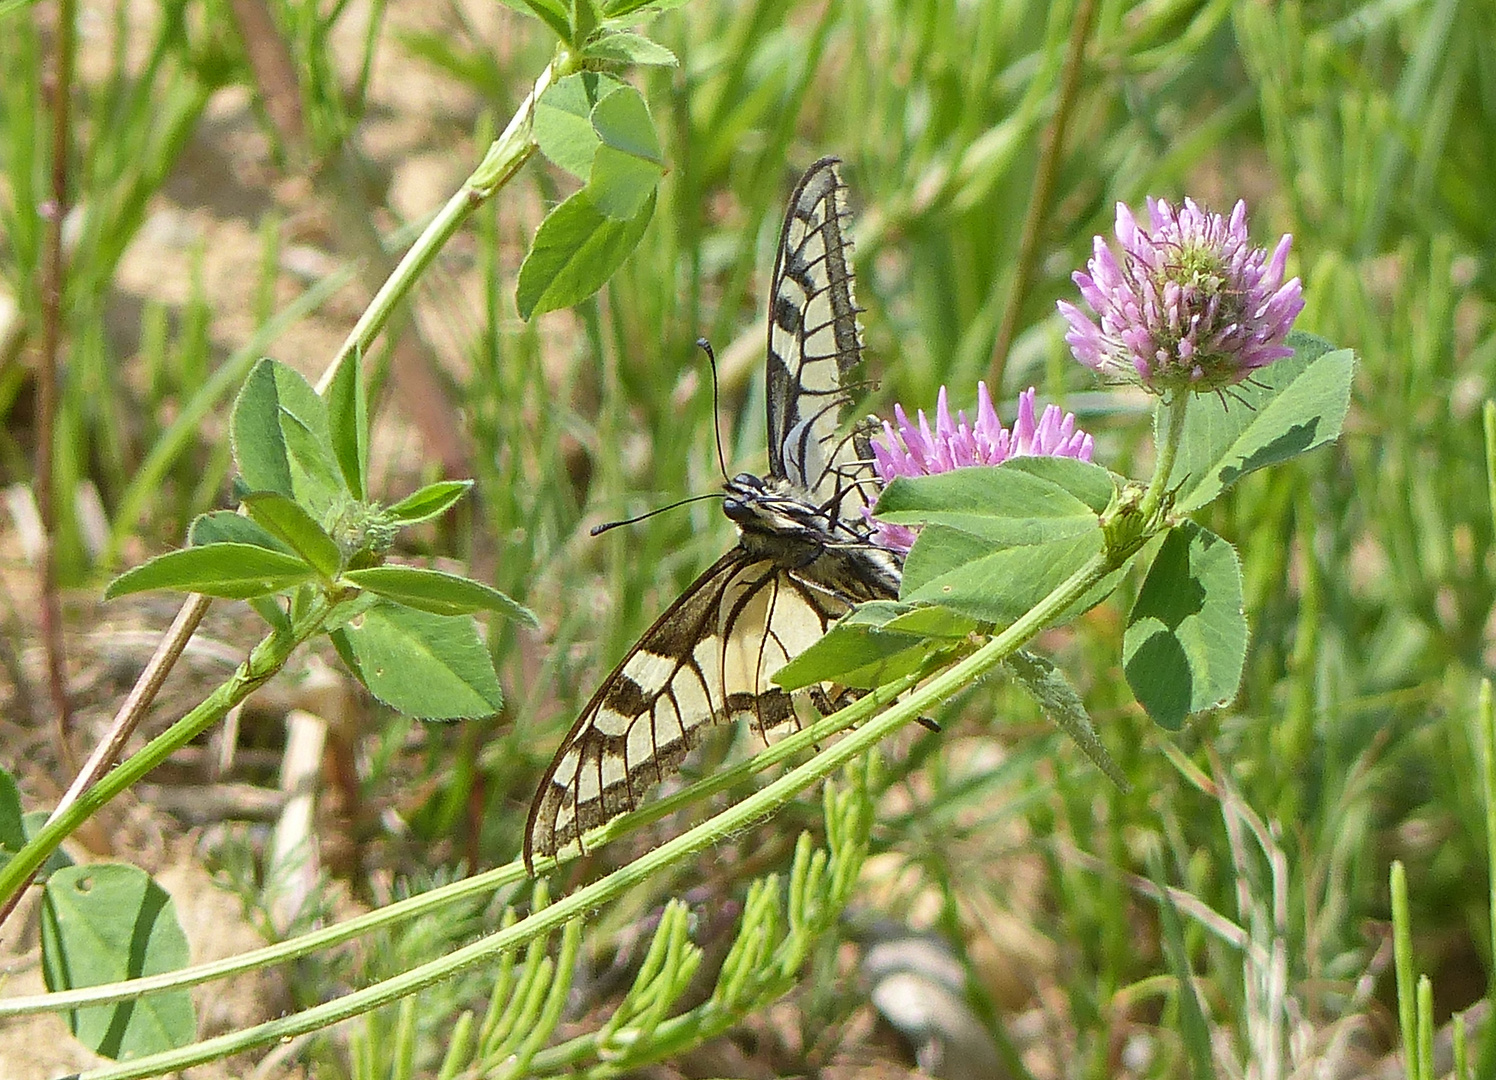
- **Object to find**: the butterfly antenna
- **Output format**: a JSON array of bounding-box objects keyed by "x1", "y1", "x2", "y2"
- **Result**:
[
  {"x1": 590, "y1": 492, "x2": 726, "y2": 536},
  {"x1": 697, "y1": 337, "x2": 731, "y2": 482}
]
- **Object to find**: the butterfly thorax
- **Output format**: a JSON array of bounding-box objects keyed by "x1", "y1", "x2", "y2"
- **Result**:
[
  {"x1": 723, "y1": 472, "x2": 832, "y2": 551},
  {"x1": 723, "y1": 471, "x2": 901, "y2": 600}
]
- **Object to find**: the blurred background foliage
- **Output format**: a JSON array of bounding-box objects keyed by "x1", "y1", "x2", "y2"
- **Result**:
[{"x1": 2, "y1": 0, "x2": 1495, "y2": 1074}]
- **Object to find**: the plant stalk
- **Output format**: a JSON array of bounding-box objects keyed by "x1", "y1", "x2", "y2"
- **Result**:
[
  {"x1": 1140, "y1": 391, "x2": 1189, "y2": 522},
  {"x1": 66, "y1": 543, "x2": 1122, "y2": 1080},
  {"x1": 0, "y1": 628, "x2": 911, "y2": 1015}
]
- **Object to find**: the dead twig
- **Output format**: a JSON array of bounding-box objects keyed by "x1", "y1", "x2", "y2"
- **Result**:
[
  {"x1": 989, "y1": 0, "x2": 1098, "y2": 390},
  {"x1": 35, "y1": 0, "x2": 79, "y2": 767},
  {"x1": 0, "y1": 593, "x2": 210, "y2": 929}
]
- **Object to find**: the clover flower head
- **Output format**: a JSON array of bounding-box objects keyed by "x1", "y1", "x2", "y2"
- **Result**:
[
  {"x1": 868, "y1": 384, "x2": 1094, "y2": 552},
  {"x1": 1057, "y1": 197, "x2": 1304, "y2": 394}
]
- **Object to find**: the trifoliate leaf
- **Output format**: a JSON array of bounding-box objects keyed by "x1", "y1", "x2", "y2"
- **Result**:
[
  {"x1": 1172, "y1": 332, "x2": 1353, "y2": 512},
  {"x1": 1124, "y1": 522, "x2": 1247, "y2": 729},
  {"x1": 41, "y1": 865, "x2": 195, "y2": 1059},
  {"x1": 337, "y1": 600, "x2": 503, "y2": 719}
]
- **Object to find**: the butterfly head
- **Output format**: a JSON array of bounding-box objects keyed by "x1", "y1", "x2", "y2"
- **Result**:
[{"x1": 723, "y1": 472, "x2": 830, "y2": 549}]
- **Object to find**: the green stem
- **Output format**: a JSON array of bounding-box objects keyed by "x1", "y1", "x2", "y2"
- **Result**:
[
  {"x1": 68, "y1": 547, "x2": 1120, "y2": 1080},
  {"x1": 0, "y1": 661, "x2": 909, "y2": 1017},
  {"x1": 1480, "y1": 679, "x2": 1496, "y2": 1076},
  {"x1": 0, "y1": 597, "x2": 333, "y2": 906},
  {"x1": 3, "y1": 658, "x2": 913, "y2": 1021},
  {"x1": 1391, "y1": 859, "x2": 1416, "y2": 1080},
  {"x1": 1139, "y1": 391, "x2": 1189, "y2": 522},
  {"x1": 315, "y1": 57, "x2": 561, "y2": 394}
]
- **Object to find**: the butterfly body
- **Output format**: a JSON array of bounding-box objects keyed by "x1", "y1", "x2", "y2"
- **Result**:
[
  {"x1": 722, "y1": 470, "x2": 886, "y2": 569},
  {"x1": 525, "y1": 158, "x2": 900, "y2": 871}
]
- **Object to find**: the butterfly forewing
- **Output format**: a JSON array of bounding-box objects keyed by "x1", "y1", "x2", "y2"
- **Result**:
[
  {"x1": 525, "y1": 158, "x2": 899, "y2": 872},
  {"x1": 766, "y1": 158, "x2": 870, "y2": 506}
]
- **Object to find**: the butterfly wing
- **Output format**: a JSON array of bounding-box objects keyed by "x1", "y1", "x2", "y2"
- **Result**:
[
  {"x1": 765, "y1": 157, "x2": 873, "y2": 516},
  {"x1": 524, "y1": 549, "x2": 855, "y2": 869}
]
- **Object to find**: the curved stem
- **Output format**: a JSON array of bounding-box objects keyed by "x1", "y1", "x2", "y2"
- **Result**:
[
  {"x1": 316, "y1": 57, "x2": 561, "y2": 394},
  {"x1": 67, "y1": 546, "x2": 1120, "y2": 1080},
  {"x1": 0, "y1": 660, "x2": 908, "y2": 1017}
]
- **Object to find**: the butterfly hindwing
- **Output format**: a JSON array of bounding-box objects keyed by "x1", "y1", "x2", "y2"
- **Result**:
[{"x1": 525, "y1": 549, "x2": 853, "y2": 865}]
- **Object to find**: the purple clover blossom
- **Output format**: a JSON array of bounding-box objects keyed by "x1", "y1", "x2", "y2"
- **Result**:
[
  {"x1": 868, "y1": 385, "x2": 1094, "y2": 553},
  {"x1": 1057, "y1": 197, "x2": 1304, "y2": 394}
]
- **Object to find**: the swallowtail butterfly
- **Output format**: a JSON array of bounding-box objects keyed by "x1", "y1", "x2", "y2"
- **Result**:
[{"x1": 525, "y1": 158, "x2": 901, "y2": 871}]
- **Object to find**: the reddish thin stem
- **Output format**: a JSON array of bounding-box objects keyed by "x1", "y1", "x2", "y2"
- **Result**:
[
  {"x1": 0, "y1": 594, "x2": 210, "y2": 928},
  {"x1": 36, "y1": 0, "x2": 78, "y2": 769}
]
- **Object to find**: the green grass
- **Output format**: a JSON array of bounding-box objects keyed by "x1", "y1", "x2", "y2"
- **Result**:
[{"x1": 3, "y1": 0, "x2": 1495, "y2": 1075}]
